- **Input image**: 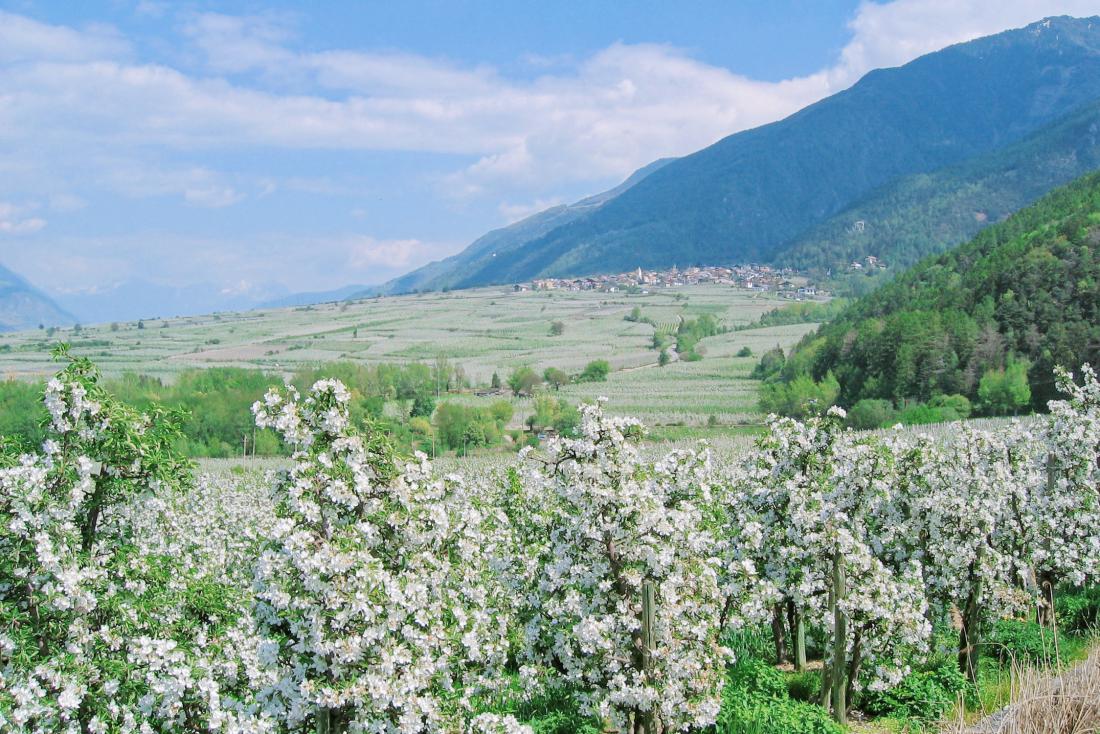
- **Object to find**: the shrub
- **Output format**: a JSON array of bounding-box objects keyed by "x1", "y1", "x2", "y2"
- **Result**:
[
  {"x1": 978, "y1": 359, "x2": 1032, "y2": 416},
  {"x1": 1056, "y1": 585, "x2": 1100, "y2": 633},
  {"x1": 929, "y1": 393, "x2": 972, "y2": 419},
  {"x1": 786, "y1": 671, "x2": 822, "y2": 703},
  {"x1": 508, "y1": 366, "x2": 542, "y2": 396},
  {"x1": 758, "y1": 372, "x2": 840, "y2": 418},
  {"x1": 847, "y1": 398, "x2": 896, "y2": 429},
  {"x1": 751, "y1": 346, "x2": 785, "y2": 380},
  {"x1": 543, "y1": 367, "x2": 569, "y2": 390},
  {"x1": 717, "y1": 696, "x2": 842, "y2": 734},
  {"x1": 723, "y1": 626, "x2": 775, "y2": 662},
  {"x1": 986, "y1": 619, "x2": 1059, "y2": 664},
  {"x1": 727, "y1": 658, "x2": 787, "y2": 699},
  {"x1": 896, "y1": 402, "x2": 960, "y2": 425},
  {"x1": 578, "y1": 359, "x2": 610, "y2": 382},
  {"x1": 718, "y1": 659, "x2": 842, "y2": 734},
  {"x1": 736, "y1": 346, "x2": 753, "y2": 357},
  {"x1": 410, "y1": 392, "x2": 435, "y2": 418},
  {"x1": 860, "y1": 658, "x2": 970, "y2": 724}
]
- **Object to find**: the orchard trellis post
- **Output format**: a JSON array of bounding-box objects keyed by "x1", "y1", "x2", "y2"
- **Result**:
[
  {"x1": 316, "y1": 708, "x2": 331, "y2": 734},
  {"x1": 641, "y1": 581, "x2": 659, "y2": 734},
  {"x1": 830, "y1": 551, "x2": 848, "y2": 725},
  {"x1": 790, "y1": 603, "x2": 807, "y2": 671}
]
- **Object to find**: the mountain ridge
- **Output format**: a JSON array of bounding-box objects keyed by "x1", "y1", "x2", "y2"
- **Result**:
[
  {"x1": 777, "y1": 96, "x2": 1100, "y2": 275},
  {"x1": 370, "y1": 16, "x2": 1100, "y2": 294}
]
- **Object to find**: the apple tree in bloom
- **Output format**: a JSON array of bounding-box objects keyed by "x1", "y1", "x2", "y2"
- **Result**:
[
  {"x1": 251, "y1": 379, "x2": 524, "y2": 734},
  {"x1": 905, "y1": 424, "x2": 1031, "y2": 683},
  {"x1": 1030, "y1": 366, "x2": 1100, "y2": 605},
  {"x1": 507, "y1": 400, "x2": 730, "y2": 734},
  {"x1": 747, "y1": 408, "x2": 930, "y2": 723},
  {"x1": 0, "y1": 350, "x2": 240, "y2": 733}
]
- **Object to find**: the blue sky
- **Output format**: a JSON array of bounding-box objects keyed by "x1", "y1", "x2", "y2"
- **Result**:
[{"x1": 2, "y1": 0, "x2": 1099, "y2": 317}]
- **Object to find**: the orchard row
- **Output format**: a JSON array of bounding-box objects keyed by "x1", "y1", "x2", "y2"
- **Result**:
[{"x1": 2, "y1": 351, "x2": 1097, "y2": 733}]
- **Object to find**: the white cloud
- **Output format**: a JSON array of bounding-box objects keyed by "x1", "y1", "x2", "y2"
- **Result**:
[
  {"x1": 180, "y1": 11, "x2": 297, "y2": 77},
  {"x1": 184, "y1": 185, "x2": 244, "y2": 208},
  {"x1": 5, "y1": 1, "x2": 1096, "y2": 203},
  {"x1": 347, "y1": 237, "x2": 435, "y2": 269},
  {"x1": 838, "y1": 0, "x2": 1100, "y2": 78},
  {"x1": 0, "y1": 201, "x2": 46, "y2": 235},
  {"x1": 0, "y1": 217, "x2": 46, "y2": 235},
  {"x1": 2, "y1": 231, "x2": 457, "y2": 296},
  {"x1": 0, "y1": 10, "x2": 129, "y2": 64}
]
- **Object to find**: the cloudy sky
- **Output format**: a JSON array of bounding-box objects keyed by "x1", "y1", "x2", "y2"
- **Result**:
[{"x1": 2, "y1": 0, "x2": 1100, "y2": 309}]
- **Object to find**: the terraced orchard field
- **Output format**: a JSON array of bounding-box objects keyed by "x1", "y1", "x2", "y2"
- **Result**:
[{"x1": 0, "y1": 284, "x2": 818, "y2": 431}]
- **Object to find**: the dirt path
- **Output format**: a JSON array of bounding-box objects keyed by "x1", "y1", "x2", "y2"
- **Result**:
[{"x1": 619, "y1": 346, "x2": 679, "y2": 372}]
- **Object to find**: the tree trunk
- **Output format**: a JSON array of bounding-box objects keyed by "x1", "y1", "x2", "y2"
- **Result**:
[
  {"x1": 771, "y1": 603, "x2": 789, "y2": 664},
  {"x1": 958, "y1": 574, "x2": 983, "y2": 684},
  {"x1": 80, "y1": 476, "x2": 106, "y2": 554},
  {"x1": 821, "y1": 565, "x2": 835, "y2": 709},
  {"x1": 820, "y1": 664, "x2": 833, "y2": 709},
  {"x1": 845, "y1": 628, "x2": 864, "y2": 708},
  {"x1": 831, "y1": 553, "x2": 848, "y2": 725},
  {"x1": 788, "y1": 601, "x2": 807, "y2": 671},
  {"x1": 1037, "y1": 569, "x2": 1057, "y2": 627},
  {"x1": 1037, "y1": 456, "x2": 1058, "y2": 627}
]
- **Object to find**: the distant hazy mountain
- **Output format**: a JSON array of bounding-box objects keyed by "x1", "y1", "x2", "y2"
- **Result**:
[
  {"x1": 377, "y1": 16, "x2": 1100, "y2": 292},
  {"x1": 0, "y1": 263, "x2": 76, "y2": 333},
  {"x1": 54, "y1": 280, "x2": 292, "y2": 325},
  {"x1": 259, "y1": 284, "x2": 370, "y2": 308}
]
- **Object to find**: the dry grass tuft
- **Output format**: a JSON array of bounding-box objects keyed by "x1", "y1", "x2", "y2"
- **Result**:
[{"x1": 947, "y1": 650, "x2": 1100, "y2": 733}]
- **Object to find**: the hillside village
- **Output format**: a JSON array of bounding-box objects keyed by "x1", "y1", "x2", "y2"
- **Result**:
[{"x1": 519, "y1": 264, "x2": 824, "y2": 299}]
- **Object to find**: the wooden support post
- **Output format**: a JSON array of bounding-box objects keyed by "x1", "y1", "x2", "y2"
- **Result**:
[
  {"x1": 831, "y1": 553, "x2": 848, "y2": 726},
  {"x1": 794, "y1": 606, "x2": 807, "y2": 671},
  {"x1": 641, "y1": 581, "x2": 659, "y2": 734},
  {"x1": 821, "y1": 577, "x2": 834, "y2": 709}
]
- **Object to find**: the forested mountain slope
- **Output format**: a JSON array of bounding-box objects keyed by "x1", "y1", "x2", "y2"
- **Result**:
[
  {"x1": 784, "y1": 170, "x2": 1100, "y2": 412},
  {"x1": 362, "y1": 158, "x2": 674, "y2": 296}
]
